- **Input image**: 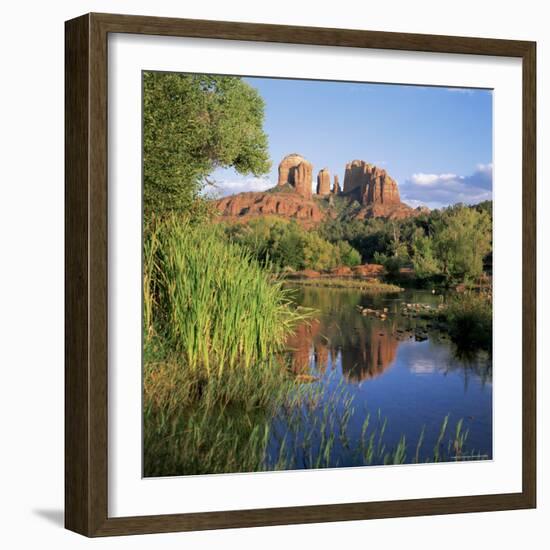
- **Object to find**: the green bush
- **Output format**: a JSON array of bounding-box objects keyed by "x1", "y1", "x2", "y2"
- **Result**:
[
  {"x1": 445, "y1": 292, "x2": 492, "y2": 350},
  {"x1": 337, "y1": 241, "x2": 362, "y2": 267},
  {"x1": 373, "y1": 251, "x2": 404, "y2": 277},
  {"x1": 320, "y1": 203, "x2": 493, "y2": 285},
  {"x1": 225, "y1": 217, "x2": 362, "y2": 271}
]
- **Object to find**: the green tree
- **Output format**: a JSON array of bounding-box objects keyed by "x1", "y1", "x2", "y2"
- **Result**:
[
  {"x1": 336, "y1": 241, "x2": 361, "y2": 267},
  {"x1": 302, "y1": 232, "x2": 338, "y2": 271},
  {"x1": 432, "y1": 206, "x2": 491, "y2": 282},
  {"x1": 143, "y1": 72, "x2": 271, "y2": 215},
  {"x1": 411, "y1": 229, "x2": 440, "y2": 279},
  {"x1": 373, "y1": 252, "x2": 403, "y2": 277},
  {"x1": 270, "y1": 225, "x2": 306, "y2": 270}
]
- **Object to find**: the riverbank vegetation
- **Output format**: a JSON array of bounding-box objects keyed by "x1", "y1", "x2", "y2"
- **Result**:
[
  {"x1": 285, "y1": 277, "x2": 403, "y2": 292},
  {"x1": 399, "y1": 291, "x2": 493, "y2": 352},
  {"x1": 142, "y1": 72, "x2": 312, "y2": 475},
  {"x1": 143, "y1": 216, "x2": 311, "y2": 475},
  {"x1": 224, "y1": 217, "x2": 362, "y2": 272},
  {"x1": 145, "y1": 360, "x2": 483, "y2": 475},
  {"x1": 320, "y1": 201, "x2": 492, "y2": 286},
  {"x1": 221, "y1": 201, "x2": 492, "y2": 292},
  {"x1": 443, "y1": 291, "x2": 492, "y2": 350}
]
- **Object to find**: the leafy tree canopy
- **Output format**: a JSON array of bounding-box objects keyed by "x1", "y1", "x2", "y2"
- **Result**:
[
  {"x1": 319, "y1": 202, "x2": 492, "y2": 284},
  {"x1": 143, "y1": 72, "x2": 271, "y2": 215},
  {"x1": 225, "y1": 217, "x2": 363, "y2": 272},
  {"x1": 432, "y1": 205, "x2": 492, "y2": 281}
]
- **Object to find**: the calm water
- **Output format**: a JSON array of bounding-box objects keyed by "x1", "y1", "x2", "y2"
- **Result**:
[{"x1": 266, "y1": 285, "x2": 492, "y2": 469}]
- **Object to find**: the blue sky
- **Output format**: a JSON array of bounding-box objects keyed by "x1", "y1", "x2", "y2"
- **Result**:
[{"x1": 209, "y1": 77, "x2": 493, "y2": 209}]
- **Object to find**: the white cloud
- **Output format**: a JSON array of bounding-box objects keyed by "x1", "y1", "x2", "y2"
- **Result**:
[
  {"x1": 207, "y1": 177, "x2": 318, "y2": 196},
  {"x1": 205, "y1": 176, "x2": 273, "y2": 197},
  {"x1": 475, "y1": 163, "x2": 493, "y2": 176},
  {"x1": 403, "y1": 198, "x2": 428, "y2": 209},
  {"x1": 410, "y1": 173, "x2": 457, "y2": 186},
  {"x1": 401, "y1": 164, "x2": 492, "y2": 209}
]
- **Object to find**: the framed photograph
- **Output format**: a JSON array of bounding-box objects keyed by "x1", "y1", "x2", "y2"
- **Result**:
[{"x1": 65, "y1": 13, "x2": 536, "y2": 536}]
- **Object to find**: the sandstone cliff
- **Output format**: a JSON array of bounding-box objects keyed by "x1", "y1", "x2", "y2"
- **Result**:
[
  {"x1": 333, "y1": 175, "x2": 341, "y2": 195},
  {"x1": 343, "y1": 160, "x2": 400, "y2": 204},
  {"x1": 343, "y1": 159, "x2": 417, "y2": 219},
  {"x1": 316, "y1": 168, "x2": 331, "y2": 196},
  {"x1": 214, "y1": 191, "x2": 324, "y2": 228},
  {"x1": 277, "y1": 153, "x2": 313, "y2": 199}
]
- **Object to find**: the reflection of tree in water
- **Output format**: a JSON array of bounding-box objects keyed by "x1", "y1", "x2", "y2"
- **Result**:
[
  {"x1": 285, "y1": 286, "x2": 400, "y2": 382},
  {"x1": 284, "y1": 286, "x2": 492, "y2": 386},
  {"x1": 445, "y1": 347, "x2": 493, "y2": 388}
]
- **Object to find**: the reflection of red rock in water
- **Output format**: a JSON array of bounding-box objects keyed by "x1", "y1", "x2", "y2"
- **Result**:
[
  {"x1": 285, "y1": 319, "x2": 320, "y2": 375},
  {"x1": 286, "y1": 316, "x2": 398, "y2": 382},
  {"x1": 315, "y1": 342, "x2": 329, "y2": 375},
  {"x1": 341, "y1": 324, "x2": 398, "y2": 382}
]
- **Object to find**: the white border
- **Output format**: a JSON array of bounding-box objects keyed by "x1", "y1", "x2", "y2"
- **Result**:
[{"x1": 108, "y1": 33, "x2": 523, "y2": 517}]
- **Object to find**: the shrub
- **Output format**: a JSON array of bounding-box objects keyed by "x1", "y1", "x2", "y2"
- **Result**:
[
  {"x1": 225, "y1": 217, "x2": 362, "y2": 272},
  {"x1": 445, "y1": 292, "x2": 492, "y2": 350},
  {"x1": 337, "y1": 241, "x2": 362, "y2": 267}
]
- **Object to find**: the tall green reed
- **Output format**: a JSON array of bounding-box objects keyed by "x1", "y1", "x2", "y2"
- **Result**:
[{"x1": 144, "y1": 215, "x2": 307, "y2": 381}]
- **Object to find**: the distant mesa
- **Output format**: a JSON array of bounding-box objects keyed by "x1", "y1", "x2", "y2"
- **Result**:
[{"x1": 214, "y1": 153, "x2": 427, "y2": 225}]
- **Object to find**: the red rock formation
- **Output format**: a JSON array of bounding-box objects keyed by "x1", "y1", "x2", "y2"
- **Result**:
[
  {"x1": 297, "y1": 269, "x2": 322, "y2": 278},
  {"x1": 214, "y1": 191, "x2": 324, "y2": 228},
  {"x1": 352, "y1": 264, "x2": 385, "y2": 277},
  {"x1": 333, "y1": 175, "x2": 341, "y2": 195},
  {"x1": 343, "y1": 160, "x2": 400, "y2": 204},
  {"x1": 343, "y1": 159, "x2": 420, "y2": 219},
  {"x1": 278, "y1": 153, "x2": 313, "y2": 199},
  {"x1": 330, "y1": 266, "x2": 353, "y2": 276},
  {"x1": 316, "y1": 168, "x2": 331, "y2": 196},
  {"x1": 354, "y1": 203, "x2": 419, "y2": 220},
  {"x1": 213, "y1": 155, "x2": 427, "y2": 225},
  {"x1": 343, "y1": 160, "x2": 368, "y2": 193}
]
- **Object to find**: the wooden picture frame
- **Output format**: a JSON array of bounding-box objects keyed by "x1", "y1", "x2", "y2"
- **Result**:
[{"x1": 65, "y1": 12, "x2": 536, "y2": 537}]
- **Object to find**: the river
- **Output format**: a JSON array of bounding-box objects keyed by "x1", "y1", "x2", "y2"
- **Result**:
[{"x1": 266, "y1": 285, "x2": 493, "y2": 469}]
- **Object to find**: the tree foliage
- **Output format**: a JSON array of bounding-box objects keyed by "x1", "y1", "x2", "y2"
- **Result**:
[
  {"x1": 143, "y1": 72, "x2": 271, "y2": 215},
  {"x1": 411, "y1": 228, "x2": 439, "y2": 279},
  {"x1": 319, "y1": 203, "x2": 492, "y2": 284},
  {"x1": 432, "y1": 205, "x2": 492, "y2": 281},
  {"x1": 225, "y1": 217, "x2": 362, "y2": 272}
]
